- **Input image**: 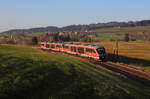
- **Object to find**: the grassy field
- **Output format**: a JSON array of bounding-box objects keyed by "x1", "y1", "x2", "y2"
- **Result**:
[
  {"x1": 0, "y1": 45, "x2": 150, "y2": 99},
  {"x1": 92, "y1": 26, "x2": 150, "y2": 34},
  {"x1": 0, "y1": 32, "x2": 43, "y2": 38},
  {"x1": 91, "y1": 26, "x2": 150, "y2": 41},
  {"x1": 93, "y1": 33, "x2": 125, "y2": 41},
  {"x1": 27, "y1": 32, "x2": 43, "y2": 37}
]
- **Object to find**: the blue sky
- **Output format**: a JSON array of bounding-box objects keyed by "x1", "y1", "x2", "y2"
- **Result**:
[{"x1": 0, "y1": 0, "x2": 150, "y2": 32}]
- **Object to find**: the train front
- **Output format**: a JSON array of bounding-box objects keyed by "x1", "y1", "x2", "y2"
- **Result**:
[{"x1": 96, "y1": 46, "x2": 106, "y2": 61}]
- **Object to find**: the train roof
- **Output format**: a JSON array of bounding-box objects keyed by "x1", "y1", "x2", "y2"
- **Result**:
[
  {"x1": 63, "y1": 43, "x2": 104, "y2": 49},
  {"x1": 40, "y1": 42, "x2": 104, "y2": 49}
]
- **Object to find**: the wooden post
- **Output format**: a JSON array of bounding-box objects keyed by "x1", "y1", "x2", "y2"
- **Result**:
[
  {"x1": 113, "y1": 40, "x2": 119, "y2": 61},
  {"x1": 116, "y1": 40, "x2": 119, "y2": 56}
]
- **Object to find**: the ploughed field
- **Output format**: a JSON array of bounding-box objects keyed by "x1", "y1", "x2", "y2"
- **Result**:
[
  {"x1": 0, "y1": 45, "x2": 150, "y2": 99},
  {"x1": 97, "y1": 42, "x2": 150, "y2": 69}
]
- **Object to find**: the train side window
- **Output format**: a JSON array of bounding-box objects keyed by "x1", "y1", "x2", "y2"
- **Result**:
[
  {"x1": 59, "y1": 45, "x2": 62, "y2": 48},
  {"x1": 86, "y1": 48, "x2": 96, "y2": 53},
  {"x1": 64, "y1": 45, "x2": 69, "y2": 49},
  {"x1": 86, "y1": 48, "x2": 91, "y2": 52},
  {"x1": 56, "y1": 45, "x2": 59, "y2": 47},
  {"x1": 41, "y1": 44, "x2": 45, "y2": 46},
  {"x1": 91, "y1": 49, "x2": 96, "y2": 53},
  {"x1": 74, "y1": 47, "x2": 77, "y2": 52},
  {"x1": 78, "y1": 47, "x2": 84, "y2": 54},
  {"x1": 51, "y1": 45, "x2": 55, "y2": 48},
  {"x1": 62, "y1": 44, "x2": 65, "y2": 48},
  {"x1": 46, "y1": 44, "x2": 50, "y2": 48},
  {"x1": 71, "y1": 47, "x2": 76, "y2": 52},
  {"x1": 71, "y1": 46, "x2": 74, "y2": 51}
]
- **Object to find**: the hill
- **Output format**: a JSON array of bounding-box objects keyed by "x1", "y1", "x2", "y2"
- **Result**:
[
  {"x1": 92, "y1": 26, "x2": 150, "y2": 33},
  {"x1": 2, "y1": 20, "x2": 150, "y2": 34},
  {"x1": 0, "y1": 45, "x2": 150, "y2": 99},
  {"x1": 1, "y1": 20, "x2": 150, "y2": 43}
]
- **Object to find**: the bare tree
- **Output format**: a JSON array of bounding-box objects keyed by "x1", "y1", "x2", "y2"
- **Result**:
[{"x1": 125, "y1": 33, "x2": 129, "y2": 42}]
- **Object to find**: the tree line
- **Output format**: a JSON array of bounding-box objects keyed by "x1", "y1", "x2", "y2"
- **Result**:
[{"x1": 40, "y1": 31, "x2": 92, "y2": 42}]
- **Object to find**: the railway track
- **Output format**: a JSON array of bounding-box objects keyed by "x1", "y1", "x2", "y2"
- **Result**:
[
  {"x1": 42, "y1": 49, "x2": 150, "y2": 86},
  {"x1": 88, "y1": 59, "x2": 150, "y2": 86}
]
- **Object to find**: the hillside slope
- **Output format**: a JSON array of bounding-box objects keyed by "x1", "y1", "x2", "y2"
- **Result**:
[
  {"x1": 92, "y1": 26, "x2": 150, "y2": 33},
  {"x1": 0, "y1": 45, "x2": 150, "y2": 99},
  {"x1": 91, "y1": 26, "x2": 150, "y2": 41},
  {"x1": 2, "y1": 20, "x2": 150, "y2": 33}
]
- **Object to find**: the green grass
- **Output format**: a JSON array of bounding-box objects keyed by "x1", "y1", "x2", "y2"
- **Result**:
[
  {"x1": 27, "y1": 32, "x2": 43, "y2": 37},
  {"x1": 91, "y1": 26, "x2": 150, "y2": 41},
  {"x1": 0, "y1": 32, "x2": 43, "y2": 38},
  {"x1": 93, "y1": 33, "x2": 125, "y2": 41},
  {"x1": 0, "y1": 45, "x2": 150, "y2": 99},
  {"x1": 0, "y1": 33, "x2": 8, "y2": 37},
  {"x1": 92, "y1": 26, "x2": 150, "y2": 34}
]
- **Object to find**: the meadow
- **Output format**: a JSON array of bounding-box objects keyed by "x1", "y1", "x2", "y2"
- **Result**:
[
  {"x1": 91, "y1": 26, "x2": 150, "y2": 41},
  {"x1": 0, "y1": 45, "x2": 150, "y2": 99},
  {"x1": 92, "y1": 26, "x2": 150, "y2": 34}
]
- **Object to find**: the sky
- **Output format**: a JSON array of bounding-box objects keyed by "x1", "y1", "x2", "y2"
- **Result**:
[{"x1": 0, "y1": 0, "x2": 150, "y2": 32}]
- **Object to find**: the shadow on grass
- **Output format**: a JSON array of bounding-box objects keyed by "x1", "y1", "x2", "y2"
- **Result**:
[
  {"x1": 107, "y1": 53, "x2": 150, "y2": 67},
  {"x1": 0, "y1": 54, "x2": 100, "y2": 99}
]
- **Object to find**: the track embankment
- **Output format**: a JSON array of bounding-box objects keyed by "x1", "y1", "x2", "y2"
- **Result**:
[
  {"x1": 97, "y1": 62, "x2": 150, "y2": 86},
  {"x1": 42, "y1": 49, "x2": 150, "y2": 86}
]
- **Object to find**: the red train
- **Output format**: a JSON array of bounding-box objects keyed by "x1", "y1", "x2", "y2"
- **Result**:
[{"x1": 39, "y1": 42, "x2": 106, "y2": 61}]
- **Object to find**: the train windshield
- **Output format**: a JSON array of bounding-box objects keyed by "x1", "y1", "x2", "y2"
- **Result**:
[{"x1": 96, "y1": 47, "x2": 105, "y2": 55}]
